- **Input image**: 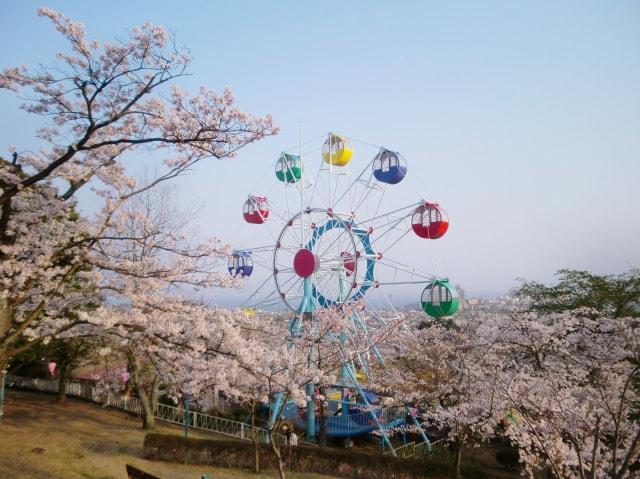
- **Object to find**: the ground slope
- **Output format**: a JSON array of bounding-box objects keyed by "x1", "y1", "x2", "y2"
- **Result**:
[{"x1": 0, "y1": 391, "x2": 331, "y2": 479}]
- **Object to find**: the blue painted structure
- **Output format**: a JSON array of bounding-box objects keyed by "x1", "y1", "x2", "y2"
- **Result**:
[
  {"x1": 281, "y1": 395, "x2": 406, "y2": 438},
  {"x1": 304, "y1": 218, "x2": 375, "y2": 307},
  {"x1": 267, "y1": 211, "x2": 406, "y2": 453}
]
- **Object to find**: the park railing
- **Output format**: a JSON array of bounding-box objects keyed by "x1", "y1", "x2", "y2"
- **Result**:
[
  {"x1": 6, "y1": 375, "x2": 284, "y2": 445},
  {"x1": 155, "y1": 402, "x2": 279, "y2": 444},
  {"x1": 9, "y1": 376, "x2": 432, "y2": 453},
  {"x1": 388, "y1": 437, "x2": 444, "y2": 460}
]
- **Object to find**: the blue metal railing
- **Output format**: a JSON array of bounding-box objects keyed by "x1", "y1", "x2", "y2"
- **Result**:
[{"x1": 282, "y1": 400, "x2": 406, "y2": 437}]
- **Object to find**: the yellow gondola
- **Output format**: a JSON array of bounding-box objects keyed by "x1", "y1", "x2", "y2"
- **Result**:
[{"x1": 322, "y1": 133, "x2": 353, "y2": 166}]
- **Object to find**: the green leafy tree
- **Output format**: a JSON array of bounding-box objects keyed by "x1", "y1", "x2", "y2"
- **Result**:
[{"x1": 516, "y1": 268, "x2": 640, "y2": 318}]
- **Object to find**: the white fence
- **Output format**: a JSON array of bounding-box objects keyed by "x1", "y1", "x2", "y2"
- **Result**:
[
  {"x1": 388, "y1": 437, "x2": 444, "y2": 460},
  {"x1": 8, "y1": 376, "x2": 436, "y2": 454},
  {"x1": 7, "y1": 375, "x2": 281, "y2": 444}
]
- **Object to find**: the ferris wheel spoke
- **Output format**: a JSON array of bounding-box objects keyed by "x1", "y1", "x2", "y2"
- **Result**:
[
  {"x1": 311, "y1": 270, "x2": 341, "y2": 303},
  {"x1": 358, "y1": 201, "x2": 421, "y2": 227},
  {"x1": 313, "y1": 268, "x2": 353, "y2": 303},
  {"x1": 376, "y1": 261, "x2": 435, "y2": 282},
  {"x1": 378, "y1": 226, "x2": 413, "y2": 256},
  {"x1": 241, "y1": 273, "x2": 276, "y2": 307},
  {"x1": 378, "y1": 256, "x2": 441, "y2": 280},
  {"x1": 244, "y1": 244, "x2": 279, "y2": 254},
  {"x1": 275, "y1": 254, "x2": 296, "y2": 271},
  {"x1": 312, "y1": 224, "x2": 330, "y2": 258},
  {"x1": 281, "y1": 274, "x2": 304, "y2": 301},
  {"x1": 251, "y1": 296, "x2": 287, "y2": 310},
  {"x1": 364, "y1": 290, "x2": 401, "y2": 319},
  {"x1": 307, "y1": 155, "x2": 327, "y2": 211},
  {"x1": 331, "y1": 153, "x2": 376, "y2": 207},
  {"x1": 310, "y1": 269, "x2": 333, "y2": 296},
  {"x1": 251, "y1": 258, "x2": 276, "y2": 271},
  {"x1": 274, "y1": 272, "x2": 299, "y2": 298},
  {"x1": 314, "y1": 226, "x2": 351, "y2": 262},
  {"x1": 330, "y1": 168, "x2": 343, "y2": 208},
  {"x1": 375, "y1": 220, "x2": 411, "y2": 255},
  {"x1": 369, "y1": 216, "x2": 412, "y2": 250},
  {"x1": 285, "y1": 294, "x2": 305, "y2": 303},
  {"x1": 352, "y1": 181, "x2": 379, "y2": 218},
  {"x1": 268, "y1": 207, "x2": 301, "y2": 236},
  {"x1": 314, "y1": 183, "x2": 332, "y2": 212},
  {"x1": 276, "y1": 271, "x2": 298, "y2": 288}
]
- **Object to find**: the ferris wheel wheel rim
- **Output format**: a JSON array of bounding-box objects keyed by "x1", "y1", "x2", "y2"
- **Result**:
[{"x1": 273, "y1": 208, "x2": 361, "y2": 313}]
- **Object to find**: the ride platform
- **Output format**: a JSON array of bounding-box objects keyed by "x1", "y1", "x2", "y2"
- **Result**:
[{"x1": 281, "y1": 398, "x2": 406, "y2": 438}]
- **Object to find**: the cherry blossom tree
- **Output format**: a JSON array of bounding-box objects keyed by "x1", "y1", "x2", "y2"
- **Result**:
[
  {"x1": 0, "y1": 7, "x2": 276, "y2": 370},
  {"x1": 92, "y1": 302, "x2": 248, "y2": 429},
  {"x1": 223, "y1": 304, "x2": 405, "y2": 478},
  {"x1": 374, "y1": 319, "x2": 505, "y2": 478},
  {"x1": 75, "y1": 183, "x2": 250, "y2": 429},
  {"x1": 493, "y1": 311, "x2": 640, "y2": 479},
  {"x1": 383, "y1": 311, "x2": 640, "y2": 478}
]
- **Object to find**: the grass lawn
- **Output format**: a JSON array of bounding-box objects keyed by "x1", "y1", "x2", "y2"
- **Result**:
[{"x1": 0, "y1": 390, "x2": 333, "y2": 479}]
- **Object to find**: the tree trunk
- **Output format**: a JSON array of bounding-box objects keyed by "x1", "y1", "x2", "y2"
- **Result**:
[
  {"x1": 142, "y1": 407, "x2": 155, "y2": 430},
  {"x1": 590, "y1": 417, "x2": 600, "y2": 479},
  {"x1": 0, "y1": 298, "x2": 14, "y2": 356},
  {"x1": 268, "y1": 430, "x2": 286, "y2": 479},
  {"x1": 138, "y1": 378, "x2": 158, "y2": 430},
  {"x1": 127, "y1": 351, "x2": 158, "y2": 430},
  {"x1": 455, "y1": 440, "x2": 463, "y2": 479},
  {"x1": 319, "y1": 390, "x2": 327, "y2": 446},
  {"x1": 252, "y1": 438, "x2": 260, "y2": 474},
  {"x1": 251, "y1": 408, "x2": 260, "y2": 474},
  {"x1": 56, "y1": 361, "x2": 69, "y2": 403}
]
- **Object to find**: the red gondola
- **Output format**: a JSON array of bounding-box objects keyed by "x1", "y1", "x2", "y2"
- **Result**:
[
  {"x1": 340, "y1": 251, "x2": 356, "y2": 276},
  {"x1": 411, "y1": 202, "x2": 449, "y2": 239},
  {"x1": 243, "y1": 196, "x2": 269, "y2": 224}
]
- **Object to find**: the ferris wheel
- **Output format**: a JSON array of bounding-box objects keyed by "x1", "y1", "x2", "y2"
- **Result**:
[
  {"x1": 229, "y1": 132, "x2": 460, "y2": 323},
  {"x1": 230, "y1": 131, "x2": 460, "y2": 448}
]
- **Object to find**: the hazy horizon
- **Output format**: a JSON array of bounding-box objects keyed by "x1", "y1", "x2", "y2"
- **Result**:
[{"x1": 2, "y1": 1, "x2": 639, "y2": 307}]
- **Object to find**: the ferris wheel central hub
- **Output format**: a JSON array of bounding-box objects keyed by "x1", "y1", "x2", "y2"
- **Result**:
[{"x1": 293, "y1": 248, "x2": 317, "y2": 278}]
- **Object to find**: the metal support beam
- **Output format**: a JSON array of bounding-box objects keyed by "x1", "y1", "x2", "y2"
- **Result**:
[{"x1": 343, "y1": 361, "x2": 397, "y2": 456}]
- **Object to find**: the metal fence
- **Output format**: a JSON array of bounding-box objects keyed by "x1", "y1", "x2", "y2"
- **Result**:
[
  {"x1": 8, "y1": 376, "x2": 433, "y2": 453},
  {"x1": 7, "y1": 375, "x2": 282, "y2": 444},
  {"x1": 390, "y1": 437, "x2": 444, "y2": 460}
]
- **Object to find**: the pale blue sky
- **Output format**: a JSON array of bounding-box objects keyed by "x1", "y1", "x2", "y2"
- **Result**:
[{"x1": 1, "y1": 1, "x2": 639, "y2": 303}]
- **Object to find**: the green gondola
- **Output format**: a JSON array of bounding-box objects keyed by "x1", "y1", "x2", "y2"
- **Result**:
[
  {"x1": 421, "y1": 279, "x2": 459, "y2": 318},
  {"x1": 275, "y1": 153, "x2": 303, "y2": 183}
]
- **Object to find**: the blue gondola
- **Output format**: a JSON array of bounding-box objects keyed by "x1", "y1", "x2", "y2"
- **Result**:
[
  {"x1": 228, "y1": 251, "x2": 253, "y2": 277},
  {"x1": 372, "y1": 148, "x2": 407, "y2": 184}
]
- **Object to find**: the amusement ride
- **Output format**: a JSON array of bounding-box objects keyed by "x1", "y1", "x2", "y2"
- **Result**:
[{"x1": 229, "y1": 132, "x2": 459, "y2": 454}]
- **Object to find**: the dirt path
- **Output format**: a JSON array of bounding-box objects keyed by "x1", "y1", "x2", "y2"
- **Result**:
[{"x1": 0, "y1": 390, "x2": 331, "y2": 479}]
